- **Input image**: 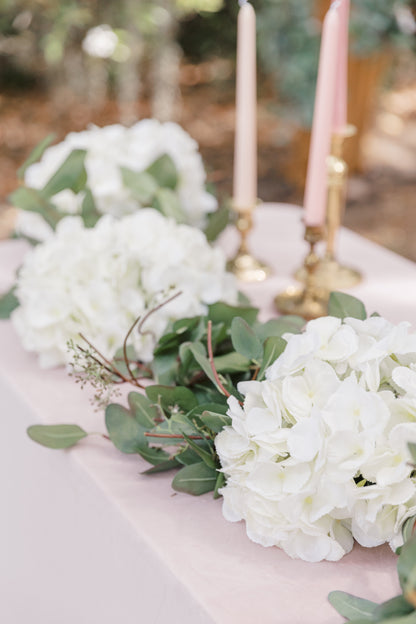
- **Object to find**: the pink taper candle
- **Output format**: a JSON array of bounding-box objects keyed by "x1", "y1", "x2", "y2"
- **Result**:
[
  {"x1": 333, "y1": 0, "x2": 350, "y2": 132},
  {"x1": 233, "y1": 0, "x2": 257, "y2": 209},
  {"x1": 303, "y1": 5, "x2": 340, "y2": 226}
]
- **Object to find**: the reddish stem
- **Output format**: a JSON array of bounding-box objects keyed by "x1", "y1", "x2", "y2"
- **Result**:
[
  {"x1": 79, "y1": 333, "x2": 143, "y2": 388},
  {"x1": 144, "y1": 432, "x2": 206, "y2": 440},
  {"x1": 207, "y1": 320, "x2": 231, "y2": 398}
]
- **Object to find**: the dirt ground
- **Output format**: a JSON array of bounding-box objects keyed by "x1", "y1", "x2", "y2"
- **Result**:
[{"x1": 0, "y1": 63, "x2": 415, "y2": 261}]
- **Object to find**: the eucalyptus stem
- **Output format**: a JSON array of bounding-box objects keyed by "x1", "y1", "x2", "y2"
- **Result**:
[
  {"x1": 79, "y1": 333, "x2": 143, "y2": 387},
  {"x1": 145, "y1": 432, "x2": 206, "y2": 440},
  {"x1": 207, "y1": 320, "x2": 232, "y2": 399}
]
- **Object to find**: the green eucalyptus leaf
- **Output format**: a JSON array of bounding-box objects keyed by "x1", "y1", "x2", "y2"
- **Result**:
[
  {"x1": 141, "y1": 458, "x2": 180, "y2": 474},
  {"x1": 213, "y1": 351, "x2": 251, "y2": 373},
  {"x1": 213, "y1": 471, "x2": 225, "y2": 499},
  {"x1": 209, "y1": 321, "x2": 228, "y2": 348},
  {"x1": 138, "y1": 446, "x2": 170, "y2": 466},
  {"x1": 121, "y1": 167, "x2": 158, "y2": 204},
  {"x1": 27, "y1": 424, "x2": 88, "y2": 449},
  {"x1": 409, "y1": 443, "x2": 416, "y2": 465},
  {"x1": 152, "y1": 188, "x2": 186, "y2": 223},
  {"x1": 154, "y1": 332, "x2": 182, "y2": 354},
  {"x1": 178, "y1": 341, "x2": 196, "y2": 375},
  {"x1": 374, "y1": 595, "x2": 414, "y2": 619},
  {"x1": 152, "y1": 352, "x2": 179, "y2": 385},
  {"x1": 398, "y1": 535, "x2": 416, "y2": 595},
  {"x1": 343, "y1": 621, "x2": 376, "y2": 624},
  {"x1": 191, "y1": 402, "x2": 228, "y2": 417},
  {"x1": 42, "y1": 149, "x2": 87, "y2": 197},
  {"x1": 363, "y1": 614, "x2": 416, "y2": 624},
  {"x1": 172, "y1": 461, "x2": 218, "y2": 496},
  {"x1": 81, "y1": 188, "x2": 101, "y2": 228},
  {"x1": 328, "y1": 591, "x2": 378, "y2": 620},
  {"x1": 105, "y1": 403, "x2": 146, "y2": 454},
  {"x1": 201, "y1": 410, "x2": 232, "y2": 433},
  {"x1": 402, "y1": 517, "x2": 416, "y2": 546},
  {"x1": 146, "y1": 154, "x2": 178, "y2": 189},
  {"x1": 188, "y1": 342, "x2": 218, "y2": 387},
  {"x1": 257, "y1": 336, "x2": 287, "y2": 381},
  {"x1": 172, "y1": 316, "x2": 202, "y2": 335},
  {"x1": 188, "y1": 317, "x2": 206, "y2": 343},
  {"x1": 176, "y1": 446, "x2": 201, "y2": 466},
  {"x1": 128, "y1": 392, "x2": 159, "y2": 428},
  {"x1": 145, "y1": 385, "x2": 198, "y2": 414},
  {"x1": 152, "y1": 411, "x2": 199, "y2": 441},
  {"x1": 204, "y1": 206, "x2": 229, "y2": 242},
  {"x1": 17, "y1": 133, "x2": 56, "y2": 180},
  {"x1": 328, "y1": 292, "x2": 367, "y2": 321},
  {"x1": 208, "y1": 302, "x2": 258, "y2": 327},
  {"x1": 182, "y1": 432, "x2": 216, "y2": 468},
  {"x1": 254, "y1": 315, "x2": 304, "y2": 342},
  {"x1": 192, "y1": 384, "x2": 229, "y2": 406},
  {"x1": 0, "y1": 286, "x2": 19, "y2": 319},
  {"x1": 231, "y1": 316, "x2": 263, "y2": 362},
  {"x1": 237, "y1": 291, "x2": 252, "y2": 306},
  {"x1": 9, "y1": 187, "x2": 62, "y2": 229}
]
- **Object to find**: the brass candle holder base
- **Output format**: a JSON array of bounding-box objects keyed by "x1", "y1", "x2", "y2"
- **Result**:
[
  {"x1": 227, "y1": 252, "x2": 271, "y2": 283},
  {"x1": 275, "y1": 225, "x2": 329, "y2": 320},
  {"x1": 294, "y1": 256, "x2": 362, "y2": 290},
  {"x1": 274, "y1": 284, "x2": 329, "y2": 320},
  {"x1": 228, "y1": 203, "x2": 271, "y2": 282},
  {"x1": 293, "y1": 126, "x2": 363, "y2": 293}
]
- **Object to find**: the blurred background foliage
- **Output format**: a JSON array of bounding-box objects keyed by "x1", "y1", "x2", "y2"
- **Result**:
[
  {"x1": 0, "y1": 1, "x2": 416, "y2": 260},
  {"x1": 1, "y1": 0, "x2": 414, "y2": 123}
]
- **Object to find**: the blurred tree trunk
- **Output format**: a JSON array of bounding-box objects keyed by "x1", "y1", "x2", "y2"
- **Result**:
[
  {"x1": 85, "y1": 56, "x2": 108, "y2": 111},
  {"x1": 50, "y1": 46, "x2": 88, "y2": 114},
  {"x1": 150, "y1": 0, "x2": 182, "y2": 121},
  {"x1": 116, "y1": 0, "x2": 143, "y2": 125}
]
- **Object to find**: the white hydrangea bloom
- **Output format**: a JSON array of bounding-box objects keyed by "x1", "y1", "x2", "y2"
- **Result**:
[
  {"x1": 216, "y1": 315, "x2": 416, "y2": 562},
  {"x1": 12, "y1": 210, "x2": 237, "y2": 368},
  {"x1": 21, "y1": 120, "x2": 217, "y2": 237}
]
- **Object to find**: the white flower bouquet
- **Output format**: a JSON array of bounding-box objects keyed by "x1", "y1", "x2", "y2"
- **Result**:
[
  {"x1": 216, "y1": 312, "x2": 416, "y2": 562},
  {"x1": 11, "y1": 120, "x2": 223, "y2": 243},
  {"x1": 11, "y1": 209, "x2": 238, "y2": 368},
  {"x1": 26, "y1": 292, "x2": 416, "y2": 566}
]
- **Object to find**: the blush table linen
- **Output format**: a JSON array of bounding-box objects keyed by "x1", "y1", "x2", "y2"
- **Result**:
[{"x1": 2, "y1": 203, "x2": 413, "y2": 624}]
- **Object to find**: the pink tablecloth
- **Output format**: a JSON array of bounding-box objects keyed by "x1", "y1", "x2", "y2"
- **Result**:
[{"x1": 2, "y1": 204, "x2": 409, "y2": 624}]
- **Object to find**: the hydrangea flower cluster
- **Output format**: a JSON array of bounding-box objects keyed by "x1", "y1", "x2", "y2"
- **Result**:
[
  {"x1": 16, "y1": 119, "x2": 217, "y2": 240},
  {"x1": 215, "y1": 316, "x2": 416, "y2": 562},
  {"x1": 12, "y1": 210, "x2": 237, "y2": 368}
]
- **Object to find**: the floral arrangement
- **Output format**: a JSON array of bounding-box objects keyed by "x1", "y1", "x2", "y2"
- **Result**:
[
  {"x1": 9, "y1": 209, "x2": 238, "y2": 369},
  {"x1": 216, "y1": 312, "x2": 416, "y2": 562},
  {"x1": 10, "y1": 119, "x2": 226, "y2": 243},
  {"x1": 27, "y1": 292, "x2": 416, "y2": 569}
]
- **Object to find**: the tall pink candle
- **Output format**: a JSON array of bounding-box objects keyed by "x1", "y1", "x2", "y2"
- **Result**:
[
  {"x1": 303, "y1": 5, "x2": 340, "y2": 227},
  {"x1": 233, "y1": 0, "x2": 257, "y2": 209},
  {"x1": 333, "y1": 0, "x2": 350, "y2": 132}
]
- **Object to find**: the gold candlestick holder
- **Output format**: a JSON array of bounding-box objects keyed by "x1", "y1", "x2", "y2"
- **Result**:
[
  {"x1": 295, "y1": 126, "x2": 362, "y2": 290},
  {"x1": 227, "y1": 203, "x2": 271, "y2": 282},
  {"x1": 274, "y1": 225, "x2": 329, "y2": 320}
]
